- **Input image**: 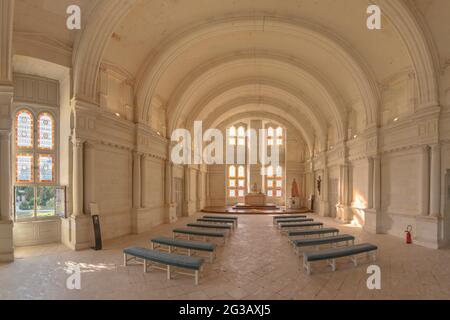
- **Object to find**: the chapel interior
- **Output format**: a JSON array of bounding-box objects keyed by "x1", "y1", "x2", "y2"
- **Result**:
[{"x1": 1, "y1": 0, "x2": 450, "y2": 300}]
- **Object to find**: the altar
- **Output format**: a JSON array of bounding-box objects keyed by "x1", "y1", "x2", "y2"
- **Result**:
[{"x1": 244, "y1": 193, "x2": 267, "y2": 206}]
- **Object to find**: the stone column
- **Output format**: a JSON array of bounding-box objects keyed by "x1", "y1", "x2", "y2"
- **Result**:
[
  {"x1": 429, "y1": 144, "x2": 441, "y2": 217},
  {"x1": 140, "y1": 154, "x2": 147, "y2": 208},
  {"x1": 319, "y1": 168, "x2": 329, "y2": 217},
  {"x1": 0, "y1": 0, "x2": 14, "y2": 83},
  {"x1": 336, "y1": 164, "x2": 353, "y2": 223},
  {"x1": 367, "y1": 157, "x2": 374, "y2": 209},
  {"x1": 72, "y1": 139, "x2": 85, "y2": 217},
  {"x1": 184, "y1": 166, "x2": 192, "y2": 216},
  {"x1": 67, "y1": 137, "x2": 92, "y2": 250},
  {"x1": 420, "y1": 145, "x2": 430, "y2": 216},
  {"x1": 0, "y1": 129, "x2": 13, "y2": 262},
  {"x1": 0, "y1": 130, "x2": 11, "y2": 221},
  {"x1": 131, "y1": 151, "x2": 141, "y2": 234},
  {"x1": 373, "y1": 156, "x2": 381, "y2": 211},
  {"x1": 0, "y1": 0, "x2": 14, "y2": 262},
  {"x1": 132, "y1": 151, "x2": 142, "y2": 210},
  {"x1": 165, "y1": 160, "x2": 177, "y2": 223},
  {"x1": 196, "y1": 170, "x2": 202, "y2": 211},
  {"x1": 205, "y1": 169, "x2": 210, "y2": 207},
  {"x1": 364, "y1": 156, "x2": 382, "y2": 233}
]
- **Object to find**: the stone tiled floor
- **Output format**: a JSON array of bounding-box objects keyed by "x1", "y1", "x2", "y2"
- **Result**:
[{"x1": 1, "y1": 213, "x2": 450, "y2": 300}]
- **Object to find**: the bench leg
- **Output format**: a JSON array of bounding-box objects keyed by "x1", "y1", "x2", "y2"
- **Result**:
[
  {"x1": 144, "y1": 260, "x2": 147, "y2": 273},
  {"x1": 167, "y1": 265, "x2": 171, "y2": 280},
  {"x1": 124, "y1": 253, "x2": 127, "y2": 266},
  {"x1": 195, "y1": 270, "x2": 199, "y2": 286},
  {"x1": 210, "y1": 252, "x2": 214, "y2": 263},
  {"x1": 328, "y1": 259, "x2": 336, "y2": 272},
  {"x1": 151, "y1": 243, "x2": 154, "y2": 250},
  {"x1": 351, "y1": 256, "x2": 358, "y2": 267},
  {"x1": 304, "y1": 261, "x2": 312, "y2": 275}
]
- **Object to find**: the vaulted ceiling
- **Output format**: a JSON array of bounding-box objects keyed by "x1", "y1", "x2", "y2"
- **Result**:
[{"x1": 13, "y1": 0, "x2": 448, "y2": 155}]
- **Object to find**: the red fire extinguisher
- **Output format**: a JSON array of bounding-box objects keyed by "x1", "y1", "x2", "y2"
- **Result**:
[{"x1": 405, "y1": 225, "x2": 413, "y2": 244}]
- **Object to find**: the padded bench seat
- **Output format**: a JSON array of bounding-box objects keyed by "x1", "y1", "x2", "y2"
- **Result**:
[
  {"x1": 173, "y1": 228, "x2": 227, "y2": 244},
  {"x1": 273, "y1": 214, "x2": 307, "y2": 224},
  {"x1": 276, "y1": 218, "x2": 314, "y2": 224},
  {"x1": 197, "y1": 218, "x2": 236, "y2": 228},
  {"x1": 203, "y1": 215, "x2": 238, "y2": 221},
  {"x1": 292, "y1": 234, "x2": 355, "y2": 254},
  {"x1": 279, "y1": 222, "x2": 323, "y2": 233},
  {"x1": 303, "y1": 243, "x2": 378, "y2": 275},
  {"x1": 288, "y1": 228, "x2": 339, "y2": 238},
  {"x1": 123, "y1": 247, "x2": 204, "y2": 285},
  {"x1": 151, "y1": 237, "x2": 217, "y2": 262},
  {"x1": 187, "y1": 223, "x2": 232, "y2": 231}
]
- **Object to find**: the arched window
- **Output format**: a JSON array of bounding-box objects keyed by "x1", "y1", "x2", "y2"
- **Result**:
[
  {"x1": 267, "y1": 166, "x2": 274, "y2": 177},
  {"x1": 16, "y1": 110, "x2": 33, "y2": 148},
  {"x1": 229, "y1": 126, "x2": 237, "y2": 145},
  {"x1": 267, "y1": 127, "x2": 274, "y2": 146},
  {"x1": 237, "y1": 126, "x2": 245, "y2": 146},
  {"x1": 266, "y1": 165, "x2": 283, "y2": 198},
  {"x1": 14, "y1": 109, "x2": 59, "y2": 220},
  {"x1": 229, "y1": 165, "x2": 236, "y2": 178},
  {"x1": 38, "y1": 113, "x2": 55, "y2": 150},
  {"x1": 276, "y1": 127, "x2": 283, "y2": 145},
  {"x1": 228, "y1": 165, "x2": 246, "y2": 199}
]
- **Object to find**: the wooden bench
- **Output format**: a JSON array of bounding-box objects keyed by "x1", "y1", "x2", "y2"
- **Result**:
[
  {"x1": 151, "y1": 237, "x2": 217, "y2": 262},
  {"x1": 273, "y1": 214, "x2": 307, "y2": 224},
  {"x1": 173, "y1": 228, "x2": 227, "y2": 244},
  {"x1": 123, "y1": 247, "x2": 204, "y2": 285},
  {"x1": 288, "y1": 228, "x2": 340, "y2": 238},
  {"x1": 303, "y1": 243, "x2": 378, "y2": 275},
  {"x1": 292, "y1": 234, "x2": 355, "y2": 254}
]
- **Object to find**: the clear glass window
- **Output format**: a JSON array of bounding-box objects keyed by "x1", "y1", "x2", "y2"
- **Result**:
[{"x1": 15, "y1": 186, "x2": 35, "y2": 220}]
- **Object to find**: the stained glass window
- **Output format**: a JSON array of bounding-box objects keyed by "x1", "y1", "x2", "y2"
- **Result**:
[
  {"x1": 14, "y1": 108, "x2": 59, "y2": 221},
  {"x1": 38, "y1": 155, "x2": 54, "y2": 183},
  {"x1": 238, "y1": 166, "x2": 245, "y2": 178},
  {"x1": 16, "y1": 110, "x2": 33, "y2": 148},
  {"x1": 266, "y1": 166, "x2": 283, "y2": 198},
  {"x1": 16, "y1": 154, "x2": 34, "y2": 183},
  {"x1": 276, "y1": 166, "x2": 283, "y2": 177},
  {"x1": 229, "y1": 165, "x2": 236, "y2": 178},
  {"x1": 276, "y1": 127, "x2": 283, "y2": 137},
  {"x1": 267, "y1": 166, "x2": 274, "y2": 177},
  {"x1": 38, "y1": 113, "x2": 54, "y2": 150}
]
